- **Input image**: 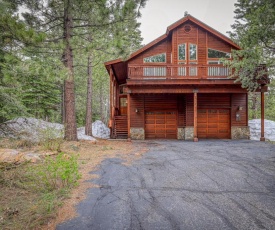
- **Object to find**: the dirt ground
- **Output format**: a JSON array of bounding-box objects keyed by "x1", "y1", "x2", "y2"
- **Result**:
[{"x1": 42, "y1": 139, "x2": 148, "y2": 230}]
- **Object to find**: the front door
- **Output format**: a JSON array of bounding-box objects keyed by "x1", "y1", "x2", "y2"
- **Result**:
[{"x1": 119, "y1": 96, "x2": 127, "y2": 115}]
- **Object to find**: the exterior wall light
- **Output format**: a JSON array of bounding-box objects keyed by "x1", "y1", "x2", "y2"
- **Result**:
[
  {"x1": 236, "y1": 113, "x2": 241, "y2": 121},
  {"x1": 135, "y1": 108, "x2": 139, "y2": 113},
  {"x1": 238, "y1": 106, "x2": 243, "y2": 111}
]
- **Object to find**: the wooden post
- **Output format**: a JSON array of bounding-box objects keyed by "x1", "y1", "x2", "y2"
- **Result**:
[
  {"x1": 127, "y1": 93, "x2": 131, "y2": 140},
  {"x1": 260, "y1": 88, "x2": 265, "y2": 141},
  {"x1": 193, "y1": 90, "x2": 198, "y2": 142}
]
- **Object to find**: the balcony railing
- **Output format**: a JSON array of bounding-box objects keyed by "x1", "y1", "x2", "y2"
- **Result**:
[{"x1": 128, "y1": 64, "x2": 232, "y2": 79}]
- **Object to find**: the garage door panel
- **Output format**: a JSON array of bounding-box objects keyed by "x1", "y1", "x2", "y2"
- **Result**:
[
  {"x1": 198, "y1": 109, "x2": 230, "y2": 139},
  {"x1": 145, "y1": 111, "x2": 177, "y2": 139}
]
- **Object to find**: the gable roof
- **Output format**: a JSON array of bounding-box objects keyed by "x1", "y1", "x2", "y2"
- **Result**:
[
  {"x1": 128, "y1": 14, "x2": 240, "y2": 60},
  {"x1": 104, "y1": 14, "x2": 241, "y2": 83}
]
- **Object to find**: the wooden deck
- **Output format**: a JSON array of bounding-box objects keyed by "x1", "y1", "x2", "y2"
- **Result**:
[{"x1": 128, "y1": 64, "x2": 232, "y2": 80}]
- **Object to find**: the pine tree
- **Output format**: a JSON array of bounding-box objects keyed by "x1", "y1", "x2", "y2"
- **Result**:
[
  {"x1": 224, "y1": 0, "x2": 275, "y2": 91},
  {"x1": 17, "y1": 0, "x2": 147, "y2": 140}
]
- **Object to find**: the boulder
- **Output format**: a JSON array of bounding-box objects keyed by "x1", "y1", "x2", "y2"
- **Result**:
[
  {"x1": 77, "y1": 127, "x2": 97, "y2": 142},
  {"x1": 0, "y1": 117, "x2": 107, "y2": 142},
  {"x1": 249, "y1": 119, "x2": 275, "y2": 141},
  {"x1": 92, "y1": 120, "x2": 110, "y2": 139}
]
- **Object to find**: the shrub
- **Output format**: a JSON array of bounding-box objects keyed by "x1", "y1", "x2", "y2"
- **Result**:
[{"x1": 37, "y1": 152, "x2": 81, "y2": 191}]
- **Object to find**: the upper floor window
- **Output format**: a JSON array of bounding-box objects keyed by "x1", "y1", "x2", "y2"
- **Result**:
[
  {"x1": 178, "y1": 44, "x2": 186, "y2": 60},
  {"x1": 144, "y1": 53, "x2": 166, "y2": 63},
  {"x1": 189, "y1": 44, "x2": 197, "y2": 60},
  {"x1": 208, "y1": 48, "x2": 231, "y2": 58}
]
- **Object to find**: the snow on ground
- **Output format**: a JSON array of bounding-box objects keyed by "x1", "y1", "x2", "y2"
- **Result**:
[
  {"x1": 0, "y1": 117, "x2": 110, "y2": 142},
  {"x1": 249, "y1": 119, "x2": 275, "y2": 141}
]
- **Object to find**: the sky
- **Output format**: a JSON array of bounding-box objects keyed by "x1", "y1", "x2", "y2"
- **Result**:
[{"x1": 138, "y1": 0, "x2": 238, "y2": 45}]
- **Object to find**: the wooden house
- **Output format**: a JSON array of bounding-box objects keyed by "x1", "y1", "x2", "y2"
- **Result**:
[{"x1": 105, "y1": 14, "x2": 268, "y2": 141}]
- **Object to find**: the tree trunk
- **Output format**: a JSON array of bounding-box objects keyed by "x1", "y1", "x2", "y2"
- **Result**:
[
  {"x1": 100, "y1": 82, "x2": 104, "y2": 122},
  {"x1": 61, "y1": 82, "x2": 65, "y2": 124},
  {"x1": 85, "y1": 55, "x2": 93, "y2": 136},
  {"x1": 64, "y1": 80, "x2": 77, "y2": 140},
  {"x1": 63, "y1": 0, "x2": 77, "y2": 141}
]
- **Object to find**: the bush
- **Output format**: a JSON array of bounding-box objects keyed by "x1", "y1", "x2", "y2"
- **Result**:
[{"x1": 36, "y1": 152, "x2": 81, "y2": 191}]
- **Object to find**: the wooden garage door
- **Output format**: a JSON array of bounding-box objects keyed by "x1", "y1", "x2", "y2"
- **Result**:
[
  {"x1": 145, "y1": 111, "x2": 177, "y2": 139},
  {"x1": 198, "y1": 109, "x2": 230, "y2": 139}
]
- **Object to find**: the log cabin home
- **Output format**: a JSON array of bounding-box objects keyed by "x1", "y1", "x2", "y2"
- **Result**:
[{"x1": 105, "y1": 14, "x2": 268, "y2": 141}]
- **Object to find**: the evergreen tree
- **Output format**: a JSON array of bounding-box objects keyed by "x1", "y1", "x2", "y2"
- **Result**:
[
  {"x1": 224, "y1": 0, "x2": 275, "y2": 91},
  {"x1": 16, "y1": 0, "x2": 147, "y2": 140}
]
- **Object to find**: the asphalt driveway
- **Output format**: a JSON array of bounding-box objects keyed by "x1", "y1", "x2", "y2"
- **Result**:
[{"x1": 57, "y1": 140, "x2": 275, "y2": 230}]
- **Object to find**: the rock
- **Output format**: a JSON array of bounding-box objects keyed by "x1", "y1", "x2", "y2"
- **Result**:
[
  {"x1": 0, "y1": 117, "x2": 63, "y2": 143},
  {"x1": 0, "y1": 117, "x2": 109, "y2": 142},
  {"x1": 0, "y1": 149, "x2": 21, "y2": 163},
  {"x1": 92, "y1": 120, "x2": 110, "y2": 139},
  {"x1": 0, "y1": 149, "x2": 43, "y2": 163},
  {"x1": 23, "y1": 153, "x2": 42, "y2": 163},
  {"x1": 249, "y1": 119, "x2": 275, "y2": 141},
  {"x1": 77, "y1": 127, "x2": 97, "y2": 142}
]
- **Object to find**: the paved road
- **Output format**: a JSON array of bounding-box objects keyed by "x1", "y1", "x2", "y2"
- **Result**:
[{"x1": 57, "y1": 140, "x2": 275, "y2": 230}]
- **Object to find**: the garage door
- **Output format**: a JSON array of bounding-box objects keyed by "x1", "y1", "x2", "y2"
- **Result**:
[
  {"x1": 145, "y1": 111, "x2": 177, "y2": 139},
  {"x1": 198, "y1": 109, "x2": 230, "y2": 139}
]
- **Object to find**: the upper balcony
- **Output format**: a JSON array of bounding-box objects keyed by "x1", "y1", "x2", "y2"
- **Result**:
[{"x1": 128, "y1": 64, "x2": 232, "y2": 80}]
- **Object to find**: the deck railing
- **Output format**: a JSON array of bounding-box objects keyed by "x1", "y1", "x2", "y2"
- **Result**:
[{"x1": 128, "y1": 64, "x2": 232, "y2": 79}]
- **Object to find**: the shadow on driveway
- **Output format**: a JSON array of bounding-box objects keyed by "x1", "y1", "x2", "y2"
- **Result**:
[{"x1": 57, "y1": 140, "x2": 275, "y2": 230}]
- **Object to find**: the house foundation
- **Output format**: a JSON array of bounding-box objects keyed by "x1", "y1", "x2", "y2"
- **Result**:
[
  {"x1": 130, "y1": 128, "x2": 145, "y2": 140},
  {"x1": 231, "y1": 126, "x2": 250, "y2": 139}
]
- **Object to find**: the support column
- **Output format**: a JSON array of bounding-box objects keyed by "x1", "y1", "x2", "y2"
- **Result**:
[
  {"x1": 193, "y1": 91, "x2": 198, "y2": 142},
  {"x1": 127, "y1": 93, "x2": 131, "y2": 140},
  {"x1": 260, "y1": 88, "x2": 265, "y2": 141}
]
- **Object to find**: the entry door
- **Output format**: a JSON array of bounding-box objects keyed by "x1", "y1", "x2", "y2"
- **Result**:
[
  {"x1": 119, "y1": 96, "x2": 127, "y2": 115},
  {"x1": 198, "y1": 109, "x2": 230, "y2": 138},
  {"x1": 145, "y1": 111, "x2": 177, "y2": 139}
]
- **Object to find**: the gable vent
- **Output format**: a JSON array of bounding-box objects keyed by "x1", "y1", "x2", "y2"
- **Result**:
[{"x1": 184, "y1": 25, "x2": 191, "y2": 33}]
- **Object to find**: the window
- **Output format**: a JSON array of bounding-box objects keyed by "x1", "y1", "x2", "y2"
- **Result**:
[
  {"x1": 189, "y1": 44, "x2": 197, "y2": 60},
  {"x1": 208, "y1": 49, "x2": 231, "y2": 58},
  {"x1": 144, "y1": 53, "x2": 166, "y2": 63},
  {"x1": 178, "y1": 44, "x2": 186, "y2": 60},
  {"x1": 120, "y1": 98, "x2": 127, "y2": 107}
]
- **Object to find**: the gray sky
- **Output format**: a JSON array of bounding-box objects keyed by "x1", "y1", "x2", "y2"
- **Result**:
[{"x1": 138, "y1": 0, "x2": 238, "y2": 45}]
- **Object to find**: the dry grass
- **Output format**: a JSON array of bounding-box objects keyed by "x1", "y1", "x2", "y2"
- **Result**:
[{"x1": 0, "y1": 138, "x2": 148, "y2": 230}]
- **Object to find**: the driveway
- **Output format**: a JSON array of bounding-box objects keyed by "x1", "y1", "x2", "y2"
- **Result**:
[{"x1": 57, "y1": 140, "x2": 275, "y2": 230}]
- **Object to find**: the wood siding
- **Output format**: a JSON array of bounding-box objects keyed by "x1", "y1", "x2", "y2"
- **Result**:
[
  {"x1": 231, "y1": 93, "x2": 248, "y2": 126},
  {"x1": 129, "y1": 95, "x2": 144, "y2": 127},
  {"x1": 128, "y1": 39, "x2": 171, "y2": 66}
]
